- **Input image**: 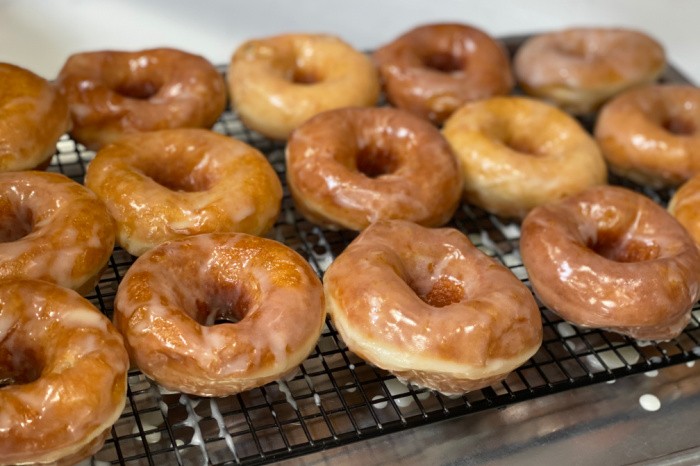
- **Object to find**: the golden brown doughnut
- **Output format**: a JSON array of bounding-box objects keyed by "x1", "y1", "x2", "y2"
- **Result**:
[
  {"x1": 595, "y1": 84, "x2": 700, "y2": 188},
  {"x1": 521, "y1": 185, "x2": 700, "y2": 340},
  {"x1": 0, "y1": 279, "x2": 128, "y2": 466},
  {"x1": 669, "y1": 174, "x2": 700, "y2": 244},
  {"x1": 0, "y1": 63, "x2": 70, "y2": 171},
  {"x1": 0, "y1": 171, "x2": 115, "y2": 294},
  {"x1": 85, "y1": 128, "x2": 282, "y2": 257},
  {"x1": 56, "y1": 48, "x2": 226, "y2": 150},
  {"x1": 442, "y1": 96, "x2": 607, "y2": 218},
  {"x1": 373, "y1": 23, "x2": 513, "y2": 125},
  {"x1": 324, "y1": 220, "x2": 542, "y2": 394},
  {"x1": 514, "y1": 27, "x2": 665, "y2": 114},
  {"x1": 228, "y1": 33, "x2": 380, "y2": 140},
  {"x1": 114, "y1": 233, "x2": 325, "y2": 397},
  {"x1": 285, "y1": 107, "x2": 463, "y2": 230}
]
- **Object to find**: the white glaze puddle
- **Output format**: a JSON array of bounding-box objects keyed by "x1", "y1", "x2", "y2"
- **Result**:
[
  {"x1": 385, "y1": 378, "x2": 412, "y2": 408},
  {"x1": 210, "y1": 398, "x2": 238, "y2": 461},
  {"x1": 276, "y1": 380, "x2": 298, "y2": 410},
  {"x1": 584, "y1": 346, "x2": 640, "y2": 371},
  {"x1": 644, "y1": 370, "x2": 659, "y2": 378},
  {"x1": 639, "y1": 394, "x2": 661, "y2": 412},
  {"x1": 687, "y1": 361, "x2": 696, "y2": 368},
  {"x1": 371, "y1": 395, "x2": 388, "y2": 410},
  {"x1": 179, "y1": 395, "x2": 209, "y2": 464}
]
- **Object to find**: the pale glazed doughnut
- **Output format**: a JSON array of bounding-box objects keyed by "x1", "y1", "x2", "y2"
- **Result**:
[
  {"x1": 0, "y1": 171, "x2": 115, "y2": 294},
  {"x1": 286, "y1": 107, "x2": 463, "y2": 230},
  {"x1": 514, "y1": 27, "x2": 665, "y2": 114},
  {"x1": 669, "y1": 174, "x2": 700, "y2": 244},
  {"x1": 442, "y1": 96, "x2": 607, "y2": 219},
  {"x1": 228, "y1": 33, "x2": 380, "y2": 140},
  {"x1": 85, "y1": 128, "x2": 282, "y2": 257},
  {"x1": 374, "y1": 23, "x2": 513, "y2": 125},
  {"x1": 0, "y1": 63, "x2": 70, "y2": 171},
  {"x1": 595, "y1": 84, "x2": 700, "y2": 188},
  {"x1": 324, "y1": 220, "x2": 542, "y2": 394},
  {"x1": 0, "y1": 279, "x2": 128, "y2": 466},
  {"x1": 57, "y1": 48, "x2": 226, "y2": 150},
  {"x1": 521, "y1": 185, "x2": 700, "y2": 340},
  {"x1": 114, "y1": 233, "x2": 325, "y2": 397}
]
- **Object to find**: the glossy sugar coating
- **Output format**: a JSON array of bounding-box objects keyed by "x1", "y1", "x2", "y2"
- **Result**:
[
  {"x1": 286, "y1": 107, "x2": 463, "y2": 230},
  {"x1": 0, "y1": 63, "x2": 71, "y2": 171},
  {"x1": 324, "y1": 220, "x2": 542, "y2": 394},
  {"x1": 0, "y1": 280, "x2": 128, "y2": 466},
  {"x1": 595, "y1": 84, "x2": 700, "y2": 188},
  {"x1": 57, "y1": 48, "x2": 226, "y2": 149},
  {"x1": 0, "y1": 171, "x2": 115, "y2": 294},
  {"x1": 669, "y1": 174, "x2": 700, "y2": 244},
  {"x1": 228, "y1": 33, "x2": 380, "y2": 140},
  {"x1": 521, "y1": 185, "x2": 700, "y2": 340},
  {"x1": 85, "y1": 128, "x2": 282, "y2": 256},
  {"x1": 114, "y1": 233, "x2": 325, "y2": 397},
  {"x1": 514, "y1": 28, "x2": 665, "y2": 114}
]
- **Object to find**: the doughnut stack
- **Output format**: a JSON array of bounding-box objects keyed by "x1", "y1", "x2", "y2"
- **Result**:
[{"x1": 2, "y1": 21, "x2": 700, "y2": 464}]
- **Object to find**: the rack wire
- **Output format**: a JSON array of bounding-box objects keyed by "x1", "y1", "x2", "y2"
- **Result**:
[{"x1": 43, "y1": 36, "x2": 700, "y2": 465}]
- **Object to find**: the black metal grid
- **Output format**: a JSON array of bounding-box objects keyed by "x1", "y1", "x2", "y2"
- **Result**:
[{"x1": 42, "y1": 36, "x2": 700, "y2": 465}]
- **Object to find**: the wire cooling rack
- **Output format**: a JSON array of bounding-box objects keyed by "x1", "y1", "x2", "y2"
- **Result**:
[{"x1": 45, "y1": 37, "x2": 700, "y2": 466}]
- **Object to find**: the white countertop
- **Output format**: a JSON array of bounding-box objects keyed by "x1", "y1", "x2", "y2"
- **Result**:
[{"x1": 1, "y1": 0, "x2": 699, "y2": 83}]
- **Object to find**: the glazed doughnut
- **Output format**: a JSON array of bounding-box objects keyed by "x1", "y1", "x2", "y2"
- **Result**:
[
  {"x1": 228, "y1": 33, "x2": 380, "y2": 140},
  {"x1": 514, "y1": 27, "x2": 665, "y2": 114},
  {"x1": 114, "y1": 233, "x2": 325, "y2": 397},
  {"x1": 0, "y1": 171, "x2": 115, "y2": 294},
  {"x1": 56, "y1": 48, "x2": 226, "y2": 149},
  {"x1": 373, "y1": 23, "x2": 513, "y2": 125},
  {"x1": 85, "y1": 128, "x2": 282, "y2": 257},
  {"x1": 442, "y1": 96, "x2": 607, "y2": 218},
  {"x1": 286, "y1": 107, "x2": 463, "y2": 230},
  {"x1": 0, "y1": 63, "x2": 70, "y2": 171},
  {"x1": 0, "y1": 279, "x2": 128, "y2": 466},
  {"x1": 324, "y1": 220, "x2": 542, "y2": 394},
  {"x1": 521, "y1": 185, "x2": 700, "y2": 340},
  {"x1": 595, "y1": 84, "x2": 700, "y2": 188},
  {"x1": 669, "y1": 174, "x2": 700, "y2": 244}
]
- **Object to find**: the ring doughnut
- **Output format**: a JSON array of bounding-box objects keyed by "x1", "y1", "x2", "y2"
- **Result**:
[
  {"x1": 228, "y1": 33, "x2": 380, "y2": 140},
  {"x1": 0, "y1": 63, "x2": 70, "y2": 171},
  {"x1": 669, "y1": 174, "x2": 700, "y2": 244},
  {"x1": 57, "y1": 48, "x2": 226, "y2": 149},
  {"x1": 514, "y1": 27, "x2": 665, "y2": 114},
  {"x1": 374, "y1": 23, "x2": 513, "y2": 125},
  {"x1": 521, "y1": 185, "x2": 700, "y2": 340},
  {"x1": 114, "y1": 233, "x2": 325, "y2": 397},
  {"x1": 85, "y1": 128, "x2": 282, "y2": 257},
  {"x1": 0, "y1": 171, "x2": 115, "y2": 294},
  {"x1": 0, "y1": 279, "x2": 128, "y2": 466},
  {"x1": 286, "y1": 107, "x2": 463, "y2": 230},
  {"x1": 595, "y1": 84, "x2": 700, "y2": 188},
  {"x1": 324, "y1": 220, "x2": 542, "y2": 394},
  {"x1": 442, "y1": 96, "x2": 607, "y2": 218}
]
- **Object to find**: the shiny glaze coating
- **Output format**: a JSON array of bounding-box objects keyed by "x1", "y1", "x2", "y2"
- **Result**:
[
  {"x1": 373, "y1": 23, "x2": 513, "y2": 125},
  {"x1": 57, "y1": 48, "x2": 226, "y2": 149},
  {"x1": 521, "y1": 186, "x2": 700, "y2": 340},
  {"x1": 669, "y1": 174, "x2": 700, "y2": 244},
  {"x1": 443, "y1": 96, "x2": 607, "y2": 219},
  {"x1": 286, "y1": 107, "x2": 463, "y2": 230},
  {"x1": 595, "y1": 85, "x2": 700, "y2": 188},
  {"x1": 324, "y1": 220, "x2": 542, "y2": 394},
  {"x1": 0, "y1": 280, "x2": 128, "y2": 466},
  {"x1": 0, "y1": 171, "x2": 115, "y2": 294},
  {"x1": 114, "y1": 233, "x2": 325, "y2": 397},
  {"x1": 228, "y1": 33, "x2": 380, "y2": 140},
  {"x1": 514, "y1": 28, "x2": 665, "y2": 114},
  {"x1": 0, "y1": 63, "x2": 71, "y2": 171},
  {"x1": 85, "y1": 128, "x2": 282, "y2": 257}
]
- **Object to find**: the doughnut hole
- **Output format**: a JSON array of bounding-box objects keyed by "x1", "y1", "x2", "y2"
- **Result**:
[
  {"x1": 422, "y1": 52, "x2": 466, "y2": 74},
  {"x1": 132, "y1": 157, "x2": 216, "y2": 192},
  {"x1": 554, "y1": 38, "x2": 590, "y2": 59},
  {"x1": 291, "y1": 65, "x2": 322, "y2": 85},
  {"x1": 0, "y1": 202, "x2": 34, "y2": 242},
  {"x1": 501, "y1": 133, "x2": 544, "y2": 156},
  {"x1": 185, "y1": 280, "x2": 258, "y2": 327},
  {"x1": 0, "y1": 337, "x2": 44, "y2": 387},
  {"x1": 114, "y1": 79, "x2": 161, "y2": 100},
  {"x1": 356, "y1": 145, "x2": 401, "y2": 178},
  {"x1": 416, "y1": 276, "x2": 464, "y2": 308},
  {"x1": 662, "y1": 117, "x2": 696, "y2": 136}
]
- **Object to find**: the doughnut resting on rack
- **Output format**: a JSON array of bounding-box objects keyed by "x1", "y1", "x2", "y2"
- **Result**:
[
  {"x1": 324, "y1": 220, "x2": 542, "y2": 394},
  {"x1": 521, "y1": 185, "x2": 700, "y2": 340},
  {"x1": 0, "y1": 279, "x2": 128, "y2": 466},
  {"x1": 85, "y1": 128, "x2": 282, "y2": 256},
  {"x1": 114, "y1": 233, "x2": 325, "y2": 397}
]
